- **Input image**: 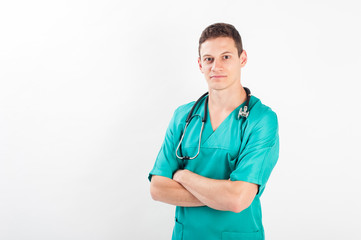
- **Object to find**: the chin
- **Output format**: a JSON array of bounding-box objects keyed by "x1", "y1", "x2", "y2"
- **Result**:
[{"x1": 208, "y1": 83, "x2": 228, "y2": 91}]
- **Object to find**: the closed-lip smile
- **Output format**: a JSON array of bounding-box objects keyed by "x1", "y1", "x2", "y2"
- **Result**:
[{"x1": 210, "y1": 75, "x2": 226, "y2": 78}]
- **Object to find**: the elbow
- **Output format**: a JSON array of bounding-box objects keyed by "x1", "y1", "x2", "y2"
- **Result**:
[
  {"x1": 150, "y1": 175, "x2": 172, "y2": 202},
  {"x1": 150, "y1": 183, "x2": 158, "y2": 201},
  {"x1": 226, "y1": 182, "x2": 258, "y2": 213},
  {"x1": 229, "y1": 201, "x2": 246, "y2": 213},
  {"x1": 150, "y1": 181, "x2": 161, "y2": 201},
  {"x1": 228, "y1": 196, "x2": 252, "y2": 213}
]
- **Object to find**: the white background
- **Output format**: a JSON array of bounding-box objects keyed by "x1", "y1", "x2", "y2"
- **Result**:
[{"x1": 1, "y1": 0, "x2": 361, "y2": 239}]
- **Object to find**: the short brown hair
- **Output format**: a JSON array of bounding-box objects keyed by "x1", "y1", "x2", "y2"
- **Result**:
[{"x1": 198, "y1": 23, "x2": 243, "y2": 57}]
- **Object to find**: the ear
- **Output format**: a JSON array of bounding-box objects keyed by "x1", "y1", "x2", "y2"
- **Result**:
[
  {"x1": 240, "y1": 50, "x2": 247, "y2": 68},
  {"x1": 198, "y1": 57, "x2": 204, "y2": 73}
]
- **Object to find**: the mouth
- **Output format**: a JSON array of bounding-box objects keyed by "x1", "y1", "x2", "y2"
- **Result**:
[{"x1": 210, "y1": 75, "x2": 226, "y2": 79}]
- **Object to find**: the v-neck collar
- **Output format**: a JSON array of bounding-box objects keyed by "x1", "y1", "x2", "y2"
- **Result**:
[
  {"x1": 207, "y1": 98, "x2": 248, "y2": 132},
  {"x1": 200, "y1": 97, "x2": 249, "y2": 145}
]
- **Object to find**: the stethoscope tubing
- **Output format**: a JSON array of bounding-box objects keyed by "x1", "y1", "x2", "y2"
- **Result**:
[{"x1": 176, "y1": 87, "x2": 251, "y2": 161}]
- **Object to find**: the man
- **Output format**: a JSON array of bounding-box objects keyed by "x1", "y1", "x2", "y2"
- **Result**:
[{"x1": 148, "y1": 23, "x2": 279, "y2": 240}]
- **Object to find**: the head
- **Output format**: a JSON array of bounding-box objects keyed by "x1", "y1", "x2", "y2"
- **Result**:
[
  {"x1": 198, "y1": 23, "x2": 243, "y2": 58},
  {"x1": 198, "y1": 23, "x2": 247, "y2": 91}
]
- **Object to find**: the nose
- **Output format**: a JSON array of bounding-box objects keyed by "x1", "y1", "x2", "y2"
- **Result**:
[{"x1": 211, "y1": 59, "x2": 223, "y2": 71}]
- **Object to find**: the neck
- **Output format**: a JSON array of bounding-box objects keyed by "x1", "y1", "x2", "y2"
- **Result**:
[{"x1": 208, "y1": 83, "x2": 247, "y2": 112}]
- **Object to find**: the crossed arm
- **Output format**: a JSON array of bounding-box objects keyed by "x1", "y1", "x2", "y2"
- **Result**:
[{"x1": 150, "y1": 170, "x2": 258, "y2": 213}]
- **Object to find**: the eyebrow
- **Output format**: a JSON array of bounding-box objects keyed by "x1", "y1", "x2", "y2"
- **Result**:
[{"x1": 201, "y1": 51, "x2": 233, "y2": 58}]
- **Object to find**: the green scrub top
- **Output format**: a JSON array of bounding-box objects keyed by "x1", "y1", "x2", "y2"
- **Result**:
[{"x1": 148, "y1": 95, "x2": 279, "y2": 240}]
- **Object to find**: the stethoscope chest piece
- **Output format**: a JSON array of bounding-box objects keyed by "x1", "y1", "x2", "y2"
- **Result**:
[
  {"x1": 237, "y1": 87, "x2": 251, "y2": 119},
  {"x1": 238, "y1": 105, "x2": 249, "y2": 119}
]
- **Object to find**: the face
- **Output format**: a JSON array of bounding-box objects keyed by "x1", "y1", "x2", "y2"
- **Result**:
[{"x1": 198, "y1": 37, "x2": 247, "y2": 91}]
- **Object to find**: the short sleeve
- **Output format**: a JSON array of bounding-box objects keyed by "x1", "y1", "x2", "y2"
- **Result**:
[
  {"x1": 230, "y1": 110, "x2": 279, "y2": 194},
  {"x1": 148, "y1": 108, "x2": 182, "y2": 182}
]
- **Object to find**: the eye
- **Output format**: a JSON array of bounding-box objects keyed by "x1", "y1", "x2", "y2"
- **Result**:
[
  {"x1": 204, "y1": 57, "x2": 213, "y2": 62},
  {"x1": 223, "y1": 55, "x2": 231, "y2": 60}
]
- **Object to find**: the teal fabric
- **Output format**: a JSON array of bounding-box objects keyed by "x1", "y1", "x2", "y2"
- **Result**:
[{"x1": 149, "y1": 95, "x2": 279, "y2": 240}]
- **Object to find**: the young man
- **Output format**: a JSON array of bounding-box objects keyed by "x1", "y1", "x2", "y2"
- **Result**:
[{"x1": 148, "y1": 23, "x2": 279, "y2": 240}]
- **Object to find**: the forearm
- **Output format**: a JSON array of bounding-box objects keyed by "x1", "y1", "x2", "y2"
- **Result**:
[
  {"x1": 150, "y1": 175, "x2": 205, "y2": 207},
  {"x1": 173, "y1": 170, "x2": 243, "y2": 212}
]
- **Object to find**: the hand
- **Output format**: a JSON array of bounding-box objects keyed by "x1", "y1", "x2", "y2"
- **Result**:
[{"x1": 173, "y1": 169, "x2": 188, "y2": 183}]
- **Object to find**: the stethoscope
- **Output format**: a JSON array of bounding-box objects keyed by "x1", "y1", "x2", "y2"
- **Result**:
[{"x1": 175, "y1": 87, "x2": 251, "y2": 160}]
